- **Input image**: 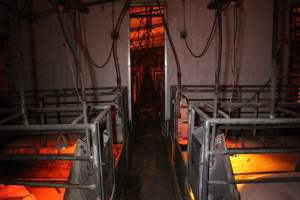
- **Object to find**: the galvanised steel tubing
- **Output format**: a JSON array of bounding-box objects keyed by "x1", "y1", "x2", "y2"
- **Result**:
[
  {"x1": 187, "y1": 104, "x2": 195, "y2": 180},
  {"x1": 234, "y1": 170, "x2": 298, "y2": 176},
  {"x1": 211, "y1": 148, "x2": 300, "y2": 155},
  {"x1": 270, "y1": 0, "x2": 279, "y2": 119},
  {"x1": 277, "y1": 107, "x2": 300, "y2": 118},
  {"x1": 0, "y1": 154, "x2": 92, "y2": 161},
  {"x1": 209, "y1": 177, "x2": 300, "y2": 185},
  {"x1": 93, "y1": 107, "x2": 111, "y2": 123},
  {"x1": 0, "y1": 124, "x2": 94, "y2": 132},
  {"x1": 107, "y1": 109, "x2": 116, "y2": 197},
  {"x1": 0, "y1": 113, "x2": 22, "y2": 125},
  {"x1": 0, "y1": 180, "x2": 96, "y2": 189},
  {"x1": 206, "y1": 118, "x2": 300, "y2": 125},
  {"x1": 14, "y1": 1, "x2": 28, "y2": 125},
  {"x1": 279, "y1": 102, "x2": 300, "y2": 107},
  {"x1": 91, "y1": 123, "x2": 105, "y2": 200},
  {"x1": 30, "y1": 107, "x2": 89, "y2": 113},
  {"x1": 71, "y1": 114, "x2": 84, "y2": 124},
  {"x1": 191, "y1": 105, "x2": 300, "y2": 199},
  {"x1": 191, "y1": 104, "x2": 209, "y2": 119},
  {"x1": 0, "y1": 88, "x2": 121, "y2": 98},
  {"x1": 218, "y1": 124, "x2": 300, "y2": 129},
  {"x1": 193, "y1": 102, "x2": 266, "y2": 108},
  {"x1": 92, "y1": 109, "x2": 111, "y2": 199},
  {"x1": 205, "y1": 103, "x2": 230, "y2": 118},
  {"x1": 201, "y1": 121, "x2": 211, "y2": 200}
]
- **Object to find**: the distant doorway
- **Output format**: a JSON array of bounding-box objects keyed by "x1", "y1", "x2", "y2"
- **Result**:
[{"x1": 129, "y1": 6, "x2": 165, "y2": 125}]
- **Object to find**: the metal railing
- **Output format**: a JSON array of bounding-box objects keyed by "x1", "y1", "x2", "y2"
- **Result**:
[
  {"x1": 187, "y1": 103, "x2": 300, "y2": 200},
  {"x1": 169, "y1": 84, "x2": 300, "y2": 200},
  {"x1": 0, "y1": 87, "x2": 130, "y2": 200}
]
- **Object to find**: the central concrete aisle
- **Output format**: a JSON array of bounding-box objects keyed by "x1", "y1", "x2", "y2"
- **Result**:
[{"x1": 125, "y1": 121, "x2": 177, "y2": 200}]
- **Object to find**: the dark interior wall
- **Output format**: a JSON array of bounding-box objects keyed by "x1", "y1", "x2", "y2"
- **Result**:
[
  {"x1": 164, "y1": 0, "x2": 276, "y2": 118},
  {"x1": 4, "y1": 0, "x2": 129, "y2": 91},
  {"x1": 166, "y1": 0, "x2": 275, "y2": 86},
  {"x1": 0, "y1": 0, "x2": 291, "y2": 119},
  {"x1": 3, "y1": 0, "x2": 282, "y2": 89}
]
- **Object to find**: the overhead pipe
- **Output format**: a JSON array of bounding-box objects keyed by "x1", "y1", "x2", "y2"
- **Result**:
[
  {"x1": 14, "y1": 0, "x2": 28, "y2": 125},
  {"x1": 270, "y1": 0, "x2": 279, "y2": 118}
]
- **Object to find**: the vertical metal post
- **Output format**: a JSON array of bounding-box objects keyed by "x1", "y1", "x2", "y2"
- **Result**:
[
  {"x1": 201, "y1": 120, "x2": 211, "y2": 200},
  {"x1": 270, "y1": 0, "x2": 279, "y2": 119},
  {"x1": 80, "y1": 72, "x2": 91, "y2": 157},
  {"x1": 56, "y1": 90, "x2": 62, "y2": 124},
  {"x1": 187, "y1": 105, "x2": 195, "y2": 179},
  {"x1": 211, "y1": 7, "x2": 223, "y2": 168},
  {"x1": 253, "y1": 92, "x2": 259, "y2": 136},
  {"x1": 107, "y1": 110, "x2": 116, "y2": 195},
  {"x1": 14, "y1": 0, "x2": 28, "y2": 125},
  {"x1": 91, "y1": 124, "x2": 104, "y2": 200},
  {"x1": 213, "y1": 7, "x2": 222, "y2": 120},
  {"x1": 39, "y1": 96, "x2": 46, "y2": 124}
]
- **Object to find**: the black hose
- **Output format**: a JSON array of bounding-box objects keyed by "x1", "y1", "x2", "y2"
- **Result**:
[{"x1": 184, "y1": 14, "x2": 218, "y2": 58}]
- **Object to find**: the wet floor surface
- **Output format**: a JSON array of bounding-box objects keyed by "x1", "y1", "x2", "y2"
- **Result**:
[{"x1": 125, "y1": 121, "x2": 177, "y2": 200}]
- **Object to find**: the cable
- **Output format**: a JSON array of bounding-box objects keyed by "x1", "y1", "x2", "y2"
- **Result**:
[
  {"x1": 54, "y1": 0, "x2": 130, "y2": 88},
  {"x1": 111, "y1": 0, "x2": 130, "y2": 88},
  {"x1": 184, "y1": 14, "x2": 218, "y2": 58},
  {"x1": 155, "y1": 0, "x2": 182, "y2": 89},
  {"x1": 182, "y1": 0, "x2": 218, "y2": 58},
  {"x1": 56, "y1": 9, "x2": 81, "y2": 70},
  {"x1": 229, "y1": 2, "x2": 241, "y2": 116},
  {"x1": 64, "y1": 44, "x2": 82, "y2": 102}
]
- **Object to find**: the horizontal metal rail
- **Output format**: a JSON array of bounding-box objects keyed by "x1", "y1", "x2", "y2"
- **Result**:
[
  {"x1": 211, "y1": 147, "x2": 300, "y2": 155},
  {"x1": 0, "y1": 179, "x2": 96, "y2": 189},
  {"x1": 209, "y1": 177, "x2": 300, "y2": 185},
  {"x1": 0, "y1": 113, "x2": 22, "y2": 125},
  {"x1": 0, "y1": 154, "x2": 92, "y2": 161}
]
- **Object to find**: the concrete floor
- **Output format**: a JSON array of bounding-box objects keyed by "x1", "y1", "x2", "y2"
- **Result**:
[
  {"x1": 125, "y1": 74, "x2": 177, "y2": 200},
  {"x1": 124, "y1": 120, "x2": 177, "y2": 200}
]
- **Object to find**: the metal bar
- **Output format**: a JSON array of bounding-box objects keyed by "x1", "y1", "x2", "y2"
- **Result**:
[
  {"x1": 253, "y1": 92, "x2": 260, "y2": 136},
  {"x1": 93, "y1": 107, "x2": 110, "y2": 123},
  {"x1": 219, "y1": 124, "x2": 300, "y2": 129},
  {"x1": 201, "y1": 121, "x2": 211, "y2": 199},
  {"x1": 71, "y1": 114, "x2": 84, "y2": 124},
  {"x1": 234, "y1": 170, "x2": 298, "y2": 176},
  {"x1": 191, "y1": 104, "x2": 209, "y2": 119},
  {"x1": 56, "y1": 91, "x2": 62, "y2": 123},
  {"x1": 14, "y1": 0, "x2": 28, "y2": 125},
  {"x1": 187, "y1": 104, "x2": 195, "y2": 179},
  {"x1": 270, "y1": 0, "x2": 279, "y2": 118},
  {"x1": 38, "y1": 96, "x2": 46, "y2": 124},
  {"x1": 212, "y1": 148, "x2": 300, "y2": 155},
  {"x1": 0, "y1": 124, "x2": 93, "y2": 132},
  {"x1": 0, "y1": 154, "x2": 91, "y2": 161},
  {"x1": 91, "y1": 124, "x2": 104, "y2": 200},
  {"x1": 277, "y1": 107, "x2": 300, "y2": 118},
  {"x1": 30, "y1": 107, "x2": 91, "y2": 113},
  {"x1": 205, "y1": 103, "x2": 230, "y2": 118},
  {"x1": 0, "y1": 113, "x2": 22, "y2": 125},
  {"x1": 0, "y1": 180, "x2": 96, "y2": 189},
  {"x1": 209, "y1": 177, "x2": 300, "y2": 185},
  {"x1": 206, "y1": 118, "x2": 300, "y2": 125},
  {"x1": 107, "y1": 109, "x2": 116, "y2": 196}
]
